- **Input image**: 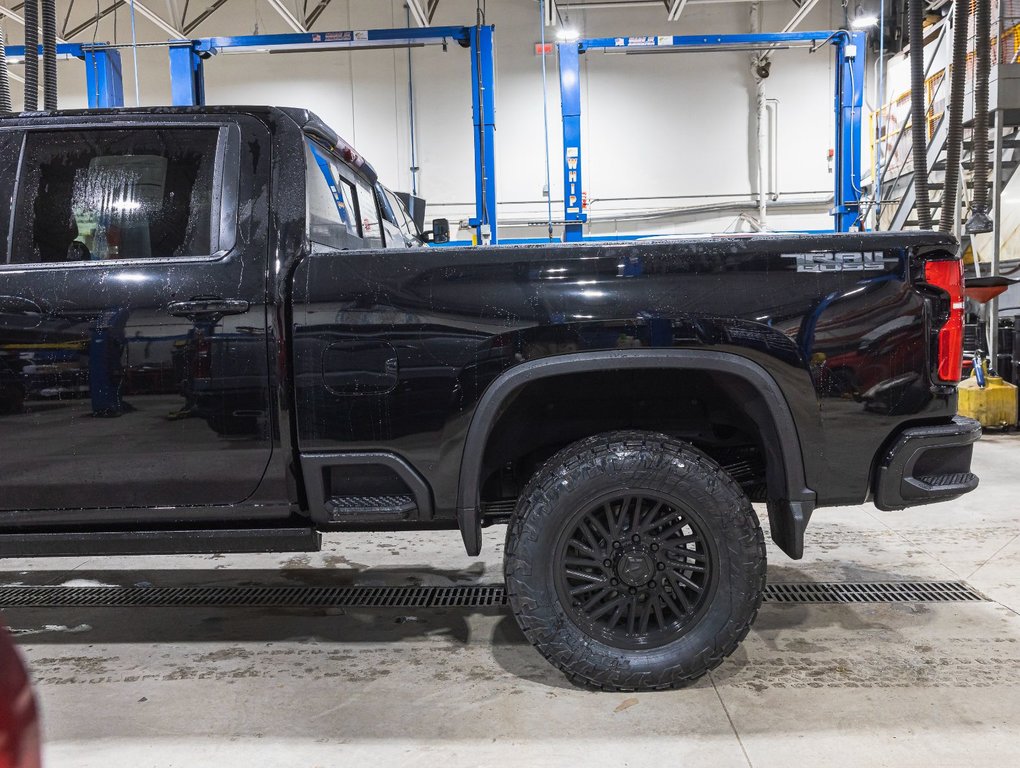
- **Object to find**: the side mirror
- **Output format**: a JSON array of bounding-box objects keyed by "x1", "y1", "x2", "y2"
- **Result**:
[{"x1": 430, "y1": 218, "x2": 450, "y2": 244}]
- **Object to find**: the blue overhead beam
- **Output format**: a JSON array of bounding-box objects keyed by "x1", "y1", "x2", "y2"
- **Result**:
[
  {"x1": 578, "y1": 30, "x2": 849, "y2": 51},
  {"x1": 193, "y1": 25, "x2": 470, "y2": 53}
]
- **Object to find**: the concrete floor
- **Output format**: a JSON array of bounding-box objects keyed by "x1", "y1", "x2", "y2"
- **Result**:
[{"x1": 2, "y1": 434, "x2": 1019, "y2": 768}]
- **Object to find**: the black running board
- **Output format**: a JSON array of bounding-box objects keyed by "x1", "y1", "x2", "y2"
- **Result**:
[{"x1": 0, "y1": 525, "x2": 322, "y2": 558}]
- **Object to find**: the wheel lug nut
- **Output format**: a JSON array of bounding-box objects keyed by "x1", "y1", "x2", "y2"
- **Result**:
[
  {"x1": 604, "y1": 559, "x2": 613, "y2": 568},
  {"x1": 628, "y1": 587, "x2": 637, "y2": 595},
  {"x1": 657, "y1": 562, "x2": 665, "y2": 570},
  {"x1": 632, "y1": 534, "x2": 641, "y2": 543},
  {"x1": 613, "y1": 541, "x2": 622, "y2": 549},
  {"x1": 610, "y1": 578, "x2": 618, "y2": 586},
  {"x1": 650, "y1": 543, "x2": 659, "y2": 552},
  {"x1": 648, "y1": 581, "x2": 656, "y2": 588}
]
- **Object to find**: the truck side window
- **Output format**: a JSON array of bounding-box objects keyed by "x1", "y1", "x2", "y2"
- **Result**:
[
  {"x1": 351, "y1": 176, "x2": 384, "y2": 249},
  {"x1": 8, "y1": 128, "x2": 224, "y2": 264},
  {"x1": 384, "y1": 187, "x2": 422, "y2": 243},
  {"x1": 305, "y1": 141, "x2": 359, "y2": 251},
  {"x1": 0, "y1": 132, "x2": 20, "y2": 262}
]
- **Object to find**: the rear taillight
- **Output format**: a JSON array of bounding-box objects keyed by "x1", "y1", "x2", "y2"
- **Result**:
[{"x1": 924, "y1": 259, "x2": 964, "y2": 382}]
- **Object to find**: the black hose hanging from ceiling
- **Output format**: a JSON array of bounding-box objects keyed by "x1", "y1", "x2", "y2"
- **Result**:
[
  {"x1": 939, "y1": 0, "x2": 971, "y2": 232},
  {"x1": 23, "y1": 0, "x2": 38, "y2": 111},
  {"x1": 41, "y1": 0, "x2": 57, "y2": 110},
  {"x1": 967, "y1": 0, "x2": 993, "y2": 234},
  {"x1": 0, "y1": 24, "x2": 12, "y2": 113},
  {"x1": 909, "y1": 0, "x2": 933, "y2": 230}
]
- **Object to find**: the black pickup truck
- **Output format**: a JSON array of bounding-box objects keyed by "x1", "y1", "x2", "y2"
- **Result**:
[{"x1": 0, "y1": 106, "x2": 980, "y2": 691}]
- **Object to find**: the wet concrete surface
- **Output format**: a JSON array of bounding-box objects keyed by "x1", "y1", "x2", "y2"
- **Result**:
[{"x1": 2, "y1": 435, "x2": 1018, "y2": 767}]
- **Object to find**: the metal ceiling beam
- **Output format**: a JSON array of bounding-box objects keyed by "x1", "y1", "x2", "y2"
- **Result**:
[
  {"x1": 406, "y1": 0, "x2": 429, "y2": 26},
  {"x1": 164, "y1": 0, "x2": 182, "y2": 29},
  {"x1": 756, "y1": 0, "x2": 821, "y2": 63},
  {"x1": 264, "y1": 0, "x2": 306, "y2": 33},
  {"x1": 130, "y1": 0, "x2": 185, "y2": 37},
  {"x1": 65, "y1": 1, "x2": 125, "y2": 38},
  {"x1": 544, "y1": 0, "x2": 556, "y2": 26},
  {"x1": 304, "y1": 0, "x2": 331, "y2": 29},
  {"x1": 183, "y1": 0, "x2": 229, "y2": 35},
  {"x1": 667, "y1": 0, "x2": 689, "y2": 21},
  {"x1": 0, "y1": 5, "x2": 68, "y2": 42}
]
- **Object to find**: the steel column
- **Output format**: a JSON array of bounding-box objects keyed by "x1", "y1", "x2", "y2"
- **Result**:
[
  {"x1": 168, "y1": 44, "x2": 205, "y2": 106},
  {"x1": 833, "y1": 31, "x2": 865, "y2": 231},
  {"x1": 990, "y1": 107, "x2": 1004, "y2": 362},
  {"x1": 558, "y1": 41, "x2": 585, "y2": 242},
  {"x1": 468, "y1": 25, "x2": 497, "y2": 244},
  {"x1": 83, "y1": 48, "x2": 124, "y2": 108}
]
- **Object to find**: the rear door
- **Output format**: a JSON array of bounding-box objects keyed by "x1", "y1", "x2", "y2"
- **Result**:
[{"x1": 0, "y1": 118, "x2": 274, "y2": 514}]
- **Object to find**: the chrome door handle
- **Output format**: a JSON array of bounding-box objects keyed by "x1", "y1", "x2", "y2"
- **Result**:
[{"x1": 166, "y1": 298, "x2": 250, "y2": 317}]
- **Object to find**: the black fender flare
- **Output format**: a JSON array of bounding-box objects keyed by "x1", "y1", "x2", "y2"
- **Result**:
[{"x1": 455, "y1": 349, "x2": 816, "y2": 558}]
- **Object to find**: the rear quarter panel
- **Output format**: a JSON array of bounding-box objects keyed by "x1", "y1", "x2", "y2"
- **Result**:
[{"x1": 289, "y1": 234, "x2": 958, "y2": 514}]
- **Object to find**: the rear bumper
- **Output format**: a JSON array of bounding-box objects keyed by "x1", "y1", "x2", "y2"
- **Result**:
[{"x1": 874, "y1": 416, "x2": 981, "y2": 511}]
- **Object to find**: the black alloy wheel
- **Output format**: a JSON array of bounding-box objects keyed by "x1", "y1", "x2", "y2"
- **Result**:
[
  {"x1": 505, "y1": 431, "x2": 766, "y2": 691},
  {"x1": 555, "y1": 493, "x2": 715, "y2": 650}
]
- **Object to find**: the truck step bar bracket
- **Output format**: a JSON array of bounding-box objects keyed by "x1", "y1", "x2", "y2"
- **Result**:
[{"x1": 300, "y1": 452, "x2": 434, "y2": 525}]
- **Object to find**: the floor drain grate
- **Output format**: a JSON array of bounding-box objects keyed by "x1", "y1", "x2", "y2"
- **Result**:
[
  {"x1": 763, "y1": 580, "x2": 986, "y2": 603},
  {"x1": 0, "y1": 580, "x2": 985, "y2": 609}
]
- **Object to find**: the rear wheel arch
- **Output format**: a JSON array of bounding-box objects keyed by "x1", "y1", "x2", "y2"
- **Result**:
[{"x1": 456, "y1": 349, "x2": 815, "y2": 558}]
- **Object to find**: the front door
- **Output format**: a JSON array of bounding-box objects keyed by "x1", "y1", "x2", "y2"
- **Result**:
[{"x1": 0, "y1": 119, "x2": 273, "y2": 514}]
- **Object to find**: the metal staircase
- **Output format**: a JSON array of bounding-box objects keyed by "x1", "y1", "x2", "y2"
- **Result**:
[
  {"x1": 875, "y1": 2, "x2": 1020, "y2": 236},
  {"x1": 881, "y1": 118, "x2": 1020, "y2": 231}
]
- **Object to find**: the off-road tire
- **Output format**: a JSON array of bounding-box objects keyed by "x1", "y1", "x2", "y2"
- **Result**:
[{"x1": 504, "y1": 430, "x2": 766, "y2": 691}]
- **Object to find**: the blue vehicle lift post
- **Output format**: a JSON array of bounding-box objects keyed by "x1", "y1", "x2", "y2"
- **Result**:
[
  {"x1": 558, "y1": 42, "x2": 585, "y2": 242},
  {"x1": 165, "y1": 25, "x2": 498, "y2": 244},
  {"x1": 558, "y1": 30, "x2": 866, "y2": 239},
  {"x1": 6, "y1": 43, "x2": 125, "y2": 108}
]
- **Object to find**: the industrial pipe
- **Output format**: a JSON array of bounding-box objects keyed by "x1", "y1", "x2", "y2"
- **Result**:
[
  {"x1": 41, "y1": 0, "x2": 56, "y2": 110},
  {"x1": 756, "y1": 84, "x2": 767, "y2": 227},
  {"x1": 23, "y1": 0, "x2": 38, "y2": 111},
  {"x1": 967, "y1": 0, "x2": 993, "y2": 234},
  {"x1": 938, "y1": 0, "x2": 970, "y2": 233},
  {"x1": 0, "y1": 24, "x2": 12, "y2": 113},
  {"x1": 908, "y1": 0, "x2": 932, "y2": 229}
]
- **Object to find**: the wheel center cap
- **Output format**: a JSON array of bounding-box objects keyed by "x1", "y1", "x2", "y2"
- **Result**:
[{"x1": 617, "y1": 551, "x2": 655, "y2": 587}]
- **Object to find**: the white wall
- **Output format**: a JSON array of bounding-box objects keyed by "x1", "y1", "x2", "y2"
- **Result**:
[{"x1": 2, "y1": 0, "x2": 865, "y2": 238}]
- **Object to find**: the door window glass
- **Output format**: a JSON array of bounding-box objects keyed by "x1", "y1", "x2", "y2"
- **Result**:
[
  {"x1": 9, "y1": 128, "x2": 224, "y2": 264},
  {"x1": 384, "y1": 187, "x2": 422, "y2": 242},
  {"x1": 305, "y1": 141, "x2": 359, "y2": 250},
  {"x1": 351, "y1": 176, "x2": 383, "y2": 249},
  {"x1": 0, "y1": 132, "x2": 21, "y2": 262}
]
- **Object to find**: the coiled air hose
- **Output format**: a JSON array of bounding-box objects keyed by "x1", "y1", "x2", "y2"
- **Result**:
[
  {"x1": 939, "y1": 0, "x2": 970, "y2": 232},
  {"x1": 909, "y1": 0, "x2": 932, "y2": 230},
  {"x1": 23, "y1": 0, "x2": 38, "y2": 111},
  {"x1": 41, "y1": 0, "x2": 57, "y2": 110},
  {"x1": 967, "y1": 0, "x2": 993, "y2": 233}
]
